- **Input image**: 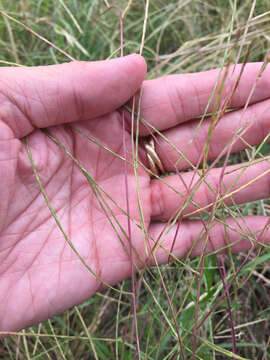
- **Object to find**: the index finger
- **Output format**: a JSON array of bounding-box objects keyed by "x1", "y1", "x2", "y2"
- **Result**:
[{"x1": 133, "y1": 62, "x2": 270, "y2": 135}]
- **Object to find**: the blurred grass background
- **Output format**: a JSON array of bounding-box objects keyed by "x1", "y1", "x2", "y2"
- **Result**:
[{"x1": 0, "y1": 0, "x2": 270, "y2": 359}]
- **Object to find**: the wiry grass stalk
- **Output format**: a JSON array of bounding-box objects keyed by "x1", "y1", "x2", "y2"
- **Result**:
[{"x1": 0, "y1": 1, "x2": 270, "y2": 358}]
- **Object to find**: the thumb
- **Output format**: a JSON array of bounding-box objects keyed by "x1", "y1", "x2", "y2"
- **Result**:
[{"x1": 0, "y1": 54, "x2": 147, "y2": 138}]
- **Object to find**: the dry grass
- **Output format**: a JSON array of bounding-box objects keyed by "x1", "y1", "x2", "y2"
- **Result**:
[{"x1": 0, "y1": 1, "x2": 270, "y2": 359}]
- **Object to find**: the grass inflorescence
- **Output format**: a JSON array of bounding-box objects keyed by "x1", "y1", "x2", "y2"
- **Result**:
[{"x1": 0, "y1": 0, "x2": 270, "y2": 359}]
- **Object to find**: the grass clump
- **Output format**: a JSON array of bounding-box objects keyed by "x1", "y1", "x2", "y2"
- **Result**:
[{"x1": 0, "y1": 0, "x2": 270, "y2": 359}]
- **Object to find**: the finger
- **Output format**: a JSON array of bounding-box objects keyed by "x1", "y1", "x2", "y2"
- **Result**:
[
  {"x1": 151, "y1": 160, "x2": 270, "y2": 221},
  {"x1": 148, "y1": 216, "x2": 270, "y2": 264},
  {"x1": 154, "y1": 96, "x2": 270, "y2": 171},
  {"x1": 131, "y1": 62, "x2": 270, "y2": 135},
  {"x1": 0, "y1": 54, "x2": 146, "y2": 138}
]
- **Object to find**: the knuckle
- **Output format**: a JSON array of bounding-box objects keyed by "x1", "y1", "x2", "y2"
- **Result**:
[{"x1": 151, "y1": 180, "x2": 165, "y2": 218}]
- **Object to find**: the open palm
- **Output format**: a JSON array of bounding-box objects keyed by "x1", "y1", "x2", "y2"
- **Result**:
[{"x1": 0, "y1": 55, "x2": 269, "y2": 332}]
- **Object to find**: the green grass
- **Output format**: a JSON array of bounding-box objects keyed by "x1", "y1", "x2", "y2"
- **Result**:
[{"x1": 0, "y1": 0, "x2": 270, "y2": 359}]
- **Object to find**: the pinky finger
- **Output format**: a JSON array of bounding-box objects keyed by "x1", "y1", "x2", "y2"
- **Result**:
[{"x1": 147, "y1": 216, "x2": 270, "y2": 265}]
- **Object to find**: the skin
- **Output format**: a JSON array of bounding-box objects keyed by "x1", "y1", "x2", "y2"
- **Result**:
[{"x1": 0, "y1": 54, "x2": 269, "y2": 332}]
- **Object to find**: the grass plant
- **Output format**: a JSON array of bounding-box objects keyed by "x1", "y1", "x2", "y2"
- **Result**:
[{"x1": 0, "y1": 0, "x2": 270, "y2": 359}]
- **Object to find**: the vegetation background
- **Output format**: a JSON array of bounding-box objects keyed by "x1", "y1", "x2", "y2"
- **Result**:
[{"x1": 0, "y1": 0, "x2": 270, "y2": 359}]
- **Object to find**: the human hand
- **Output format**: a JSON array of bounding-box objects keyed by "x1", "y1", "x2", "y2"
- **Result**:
[{"x1": 0, "y1": 55, "x2": 269, "y2": 333}]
